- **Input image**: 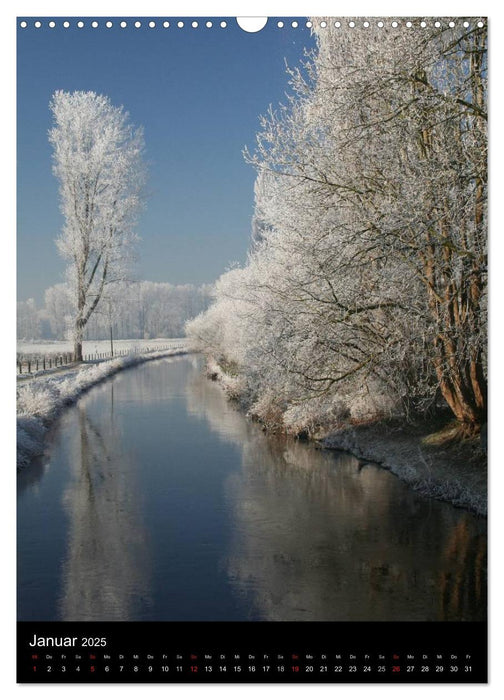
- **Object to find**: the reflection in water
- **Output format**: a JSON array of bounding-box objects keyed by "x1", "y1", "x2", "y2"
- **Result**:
[
  {"x1": 17, "y1": 454, "x2": 48, "y2": 495},
  {"x1": 59, "y1": 383, "x2": 150, "y2": 620},
  {"x1": 439, "y1": 518, "x2": 486, "y2": 620},
  {"x1": 185, "y1": 364, "x2": 487, "y2": 622},
  {"x1": 18, "y1": 356, "x2": 486, "y2": 622}
]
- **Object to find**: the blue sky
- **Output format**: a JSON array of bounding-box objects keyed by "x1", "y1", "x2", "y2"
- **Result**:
[{"x1": 17, "y1": 17, "x2": 314, "y2": 303}]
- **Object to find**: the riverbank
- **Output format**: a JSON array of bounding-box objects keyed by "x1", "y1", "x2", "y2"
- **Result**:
[
  {"x1": 321, "y1": 417, "x2": 487, "y2": 517},
  {"x1": 17, "y1": 348, "x2": 189, "y2": 469},
  {"x1": 204, "y1": 359, "x2": 487, "y2": 517}
]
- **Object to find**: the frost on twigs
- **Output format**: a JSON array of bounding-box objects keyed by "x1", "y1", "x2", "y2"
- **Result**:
[
  {"x1": 186, "y1": 16, "x2": 487, "y2": 451},
  {"x1": 49, "y1": 91, "x2": 146, "y2": 361}
]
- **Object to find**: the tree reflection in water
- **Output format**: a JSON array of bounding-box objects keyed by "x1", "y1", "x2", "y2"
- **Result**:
[
  {"x1": 19, "y1": 357, "x2": 485, "y2": 623},
  {"x1": 186, "y1": 363, "x2": 487, "y2": 622},
  {"x1": 59, "y1": 383, "x2": 151, "y2": 620}
]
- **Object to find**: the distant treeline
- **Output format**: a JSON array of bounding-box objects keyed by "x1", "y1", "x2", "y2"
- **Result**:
[{"x1": 18, "y1": 280, "x2": 213, "y2": 341}]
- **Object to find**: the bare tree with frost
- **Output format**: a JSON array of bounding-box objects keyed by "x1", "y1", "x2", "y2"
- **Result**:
[
  {"x1": 189, "y1": 17, "x2": 487, "y2": 439},
  {"x1": 49, "y1": 91, "x2": 146, "y2": 361}
]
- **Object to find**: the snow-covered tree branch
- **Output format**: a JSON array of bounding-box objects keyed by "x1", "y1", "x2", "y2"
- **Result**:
[
  {"x1": 49, "y1": 90, "x2": 146, "y2": 360},
  {"x1": 187, "y1": 18, "x2": 487, "y2": 439}
]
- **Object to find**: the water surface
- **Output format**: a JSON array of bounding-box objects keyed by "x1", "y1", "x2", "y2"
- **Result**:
[{"x1": 17, "y1": 356, "x2": 486, "y2": 621}]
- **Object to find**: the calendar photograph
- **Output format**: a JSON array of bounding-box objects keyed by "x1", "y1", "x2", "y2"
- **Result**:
[{"x1": 16, "y1": 15, "x2": 487, "y2": 683}]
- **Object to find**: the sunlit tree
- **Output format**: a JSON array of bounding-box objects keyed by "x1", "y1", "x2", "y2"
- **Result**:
[
  {"x1": 188, "y1": 18, "x2": 487, "y2": 438},
  {"x1": 49, "y1": 90, "x2": 146, "y2": 360}
]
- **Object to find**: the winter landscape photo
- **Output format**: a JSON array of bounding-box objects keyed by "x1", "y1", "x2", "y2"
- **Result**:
[{"x1": 17, "y1": 16, "x2": 487, "y2": 632}]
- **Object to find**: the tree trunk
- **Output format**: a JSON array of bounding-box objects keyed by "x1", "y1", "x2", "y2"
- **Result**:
[
  {"x1": 74, "y1": 318, "x2": 84, "y2": 362},
  {"x1": 74, "y1": 338, "x2": 83, "y2": 362},
  {"x1": 432, "y1": 334, "x2": 486, "y2": 437}
]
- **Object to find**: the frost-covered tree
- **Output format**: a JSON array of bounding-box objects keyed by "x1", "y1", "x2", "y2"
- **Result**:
[
  {"x1": 44, "y1": 282, "x2": 74, "y2": 340},
  {"x1": 304, "y1": 18, "x2": 488, "y2": 435},
  {"x1": 17, "y1": 298, "x2": 40, "y2": 340},
  {"x1": 188, "y1": 18, "x2": 487, "y2": 438},
  {"x1": 49, "y1": 91, "x2": 146, "y2": 361}
]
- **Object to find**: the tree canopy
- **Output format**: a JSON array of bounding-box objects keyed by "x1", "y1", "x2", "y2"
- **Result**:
[
  {"x1": 49, "y1": 90, "x2": 146, "y2": 360},
  {"x1": 187, "y1": 18, "x2": 487, "y2": 438}
]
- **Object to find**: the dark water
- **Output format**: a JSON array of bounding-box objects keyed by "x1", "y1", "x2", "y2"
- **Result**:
[{"x1": 17, "y1": 356, "x2": 486, "y2": 622}]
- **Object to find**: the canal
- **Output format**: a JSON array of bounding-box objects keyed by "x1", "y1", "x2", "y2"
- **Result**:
[{"x1": 17, "y1": 355, "x2": 487, "y2": 622}]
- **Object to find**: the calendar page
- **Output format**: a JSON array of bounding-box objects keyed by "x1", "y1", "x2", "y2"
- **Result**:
[{"x1": 16, "y1": 14, "x2": 487, "y2": 684}]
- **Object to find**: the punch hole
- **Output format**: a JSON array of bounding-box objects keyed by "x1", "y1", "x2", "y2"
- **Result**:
[{"x1": 237, "y1": 17, "x2": 267, "y2": 32}]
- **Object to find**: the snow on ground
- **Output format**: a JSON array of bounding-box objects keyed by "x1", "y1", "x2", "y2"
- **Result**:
[
  {"x1": 17, "y1": 338, "x2": 187, "y2": 355},
  {"x1": 322, "y1": 422, "x2": 487, "y2": 516},
  {"x1": 17, "y1": 338, "x2": 185, "y2": 356},
  {"x1": 17, "y1": 347, "x2": 189, "y2": 469},
  {"x1": 17, "y1": 339, "x2": 188, "y2": 380}
]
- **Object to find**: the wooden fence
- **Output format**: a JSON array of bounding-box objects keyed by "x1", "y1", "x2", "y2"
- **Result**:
[{"x1": 17, "y1": 345, "x2": 180, "y2": 375}]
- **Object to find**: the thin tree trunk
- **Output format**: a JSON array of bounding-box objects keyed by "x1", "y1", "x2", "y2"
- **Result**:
[{"x1": 74, "y1": 336, "x2": 83, "y2": 362}]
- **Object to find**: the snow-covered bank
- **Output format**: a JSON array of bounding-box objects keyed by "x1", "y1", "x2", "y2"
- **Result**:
[
  {"x1": 204, "y1": 359, "x2": 487, "y2": 517},
  {"x1": 322, "y1": 420, "x2": 487, "y2": 517},
  {"x1": 17, "y1": 337, "x2": 186, "y2": 356},
  {"x1": 17, "y1": 349, "x2": 189, "y2": 469}
]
